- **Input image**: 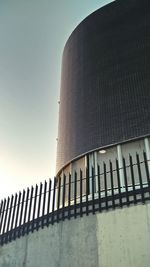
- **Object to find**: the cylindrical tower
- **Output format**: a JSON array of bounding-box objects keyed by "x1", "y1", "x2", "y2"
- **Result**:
[
  {"x1": 1, "y1": 2, "x2": 150, "y2": 266},
  {"x1": 56, "y1": 0, "x2": 150, "y2": 185}
]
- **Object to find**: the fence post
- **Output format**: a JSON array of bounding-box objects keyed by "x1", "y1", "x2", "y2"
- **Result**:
[
  {"x1": 10, "y1": 194, "x2": 17, "y2": 240},
  {"x1": 15, "y1": 192, "x2": 21, "y2": 228},
  {"x1": 129, "y1": 154, "x2": 137, "y2": 204},
  {"x1": 80, "y1": 169, "x2": 83, "y2": 217},
  {"x1": 6, "y1": 195, "x2": 14, "y2": 242},
  {"x1": 32, "y1": 184, "x2": 38, "y2": 232},
  {"x1": 62, "y1": 175, "x2": 66, "y2": 221},
  {"x1": 22, "y1": 188, "x2": 29, "y2": 236},
  {"x1": 143, "y1": 151, "x2": 150, "y2": 189},
  {"x1": 110, "y1": 161, "x2": 115, "y2": 209},
  {"x1": 42, "y1": 181, "x2": 47, "y2": 228},
  {"x1": 0, "y1": 200, "x2": 3, "y2": 215},
  {"x1": 116, "y1": 159, "x2": 122, "y2": 208},
  {"x1": 123, "y1": 158, "x2": 129, "y2": 206},
  {"x1": 3, "y1": 197, "x2": 10, "y2": 234},
  {"x1": 144, "y1": 138, "x2": 150, "y2": 175},
  {"x1": 104, "y1": 162, "x2": 108, "y2": 210},
  {"x1": 13, "y1": 194, "x2": 18, "y2": 240},
  {"x1": 86, "y1": 168, "x2": 89, "y2": 216},
  {"x1": 14, "y1": 192, "x2": 21, "y2": 239},
  {"x1": 0, "y1": 199, "x2": 6, "y2": 235},
  {"x1": 57, "y1": 177, "x2": 61, "y2": 223},
  {"x1": 0, "y1": 200, "x2": 3, "y2": 245},
  {"x1": 46, "y1": 179, "x2": 52, "y2": 226},
  {"x1": 27, "y1": 187, "x2": 33, "y2": 234},
  {"x1": 136, "y1": 153, "x2": 145, "y2": 203},
  {"x1": 1, "y1": 197, "x2": 10, "y2": 245},
  {"x1": 97, "y1": 165, "x2": 101, "y2": 212},
  {"x1": 74, "y1": 172, "x2": 77, "y2": 218},
  {"x1": 94, "y1": 151, "x2": 98, "y2": 192},
  {"x1": 0, "y1": 200, "x2": 3, "y2": 224},
  {"x1": 36, "y1": 183, "x2": 42, "y2": 230},
  {"x1": 68, "y1": 173, "x2": 71, "y2": 220},
  {"x1": 92, "y1": 167, "x2": 95, "y2": 214},
  {"x1": 18, "y1": 190, "x2": 25, "y2": 237},
  {"x1": 117, "y1": 145, "x2": 124, "y2": 189},
  {"x1": 51, "y1": 178, "x2": 56, "y2": 225}
]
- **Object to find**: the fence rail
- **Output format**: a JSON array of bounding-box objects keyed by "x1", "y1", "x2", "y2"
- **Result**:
[{"x1": 0, "y1": 152, "x2": 150, "y2": 246}]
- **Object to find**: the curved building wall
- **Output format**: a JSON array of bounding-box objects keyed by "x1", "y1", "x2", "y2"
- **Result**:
[{"x1": 56, "y1": 0, "x2": 150, "y2": 173}]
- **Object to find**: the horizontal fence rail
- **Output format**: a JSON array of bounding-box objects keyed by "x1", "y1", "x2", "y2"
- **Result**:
[{"x1": 0, "y1": 152, "x2": 150, "y2": 246}]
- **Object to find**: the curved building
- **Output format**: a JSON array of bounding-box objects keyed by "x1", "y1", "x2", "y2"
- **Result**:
[
  {"x1": 1, "y1": 2, "x2": 150, "y2": 266},
  {"x1": 56, "y1": 0, "x2": 150, "y2": 178}
]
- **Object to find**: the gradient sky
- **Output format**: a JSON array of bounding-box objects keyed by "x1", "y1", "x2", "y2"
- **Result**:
[{"x1": 0, "y1": 0, "x2": 113, "y2": 199}]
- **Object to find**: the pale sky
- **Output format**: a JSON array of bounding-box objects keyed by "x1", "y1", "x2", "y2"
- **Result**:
[{"x1": 0, "y1": 0, "x2": 113, "y2": 199}]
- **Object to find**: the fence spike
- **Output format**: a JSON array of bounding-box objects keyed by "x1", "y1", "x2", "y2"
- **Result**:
[
  {"x1": 110, "y1": 160, "x2": 115, "y2": 209},
  {"x1": 116, "y1": 159, "x2": 122, "y2": 208},
  {"x1": 62, "y1": 175, "x2": 66, "y2": 221},
  {"x1": 68, "y1": 173, "x2": 71, "y2": 220},
  {"x1": 36, "y1": 183, "x2": 42, "y2": 230},
  {"x1": 129, "y1": 154, "x2": 137, "y2": 204},
  {"x1": 80, "y1": 169, "x2": 83, "y2": 217},
  {"x1": 51, "y1": 178, "x2": 56, "y2": 225},
  {"x1": 46, "y1": 179, "x2": 52, "y2": 226},
  {"x1": 22, "y1": 188, "x2": 29, "y2": 236},
  {"x1": 86, "y1": 168, "x2": 89, "y2": 216},
  {"x1": 92, "y1": 167, "x2": 95, "y2": 214},
  {"x1": 74, "y1": 172, "x2": 77, "y2": 219},
  {"x1": 136, "y1": 153, "x2": 145, "y2": 203},
  {"x1": 32, "y1": 184, "x2": 38, "y2": 232},
  {"x1": 123, "y1": 157, "x2": 129, "y2": 206},
  {"x1": 1, "y1": 197, "x2": 10, "y2": 245},
  {"x1": 57, "y1": 177, "x2": 61, "y2": 222}
]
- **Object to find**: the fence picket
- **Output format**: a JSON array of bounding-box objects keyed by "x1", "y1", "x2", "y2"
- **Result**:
[
  {"x1": 51, "y1": 178, "x2": 56, "y2": 225},
  {"x1": 10, "y1": 194, "x2": 17, "y2": 241},
  {"x1": 36, "y1": 184, "x2": 42, "y2": 230},
  {"x1": 123, "y1": 158, "x2": 129, "y2": 206},
  {"x1": 116, "y1": 159, "x2": 122, "y2": 208},
  {"x1": 129, "y1": 155, "x2": 137, "y2": 204},
  {"x1": 92, "y1": 167, "x2": 95, "y2": 214},
  {"x1": 0, "y1": 199, "x2": 6, "y2": 235},
  {"x1": 68, "y1": 174, "x2": 71, "y2": 220},
  {"x1": 32, "y1": 184, "x2": 38, "y2": 232},
  {"x1": 143, "y1": 151, "x2": 150, "y2": 189},
  {"x1": 46, "y1": 179, "x2": 52, "y2": 226},
  {"x1": 0, "y1": 200, "x2": 3, "y2": 224},
  {"x1": 104, "y1": 163, "x2": 108, "y2": 210},
  {"x1": 1, "y1": 197, "x2": 10, "y2": 244},
  {"x1": 42, "y1": 181, "x2": 47, "y2": 228},
  {"x1": 22, "y1": 188, "x2": 29, "y2": 236},
  {"x1": 80, "y1": 170, "x2": 83, "y2": 217},
  {"x1": 62, "y1": 175, "x2": 66, "y2": 221},
  {"x1": 86, "y1": 168, "x2": 89, "y2": 216},
  {"x1": 6, "y1": 195, "x2": 14, "y2": 234},
  {"x1": 18, "y1": 190, "x2": 25, "y2": 237},
  {"x1": 74, "y1": 172, "x2": 77, "y2": 218},
  {"x1": 110, "y1": 161, "x2": 115, "y2": 209},
  {"x1": 97, "y1": 165, "x2": 101, "y2": 212},
  {"x1": 136, "y1": 153, "x2": 145, "y2": 203},
  {"x1": 57, "y1": 177, "x2": 61, "y2": 222}
]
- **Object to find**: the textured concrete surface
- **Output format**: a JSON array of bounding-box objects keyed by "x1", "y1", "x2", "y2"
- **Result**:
[{"x1": 0, "y1": 203, "x2": 150, "y2": 267}]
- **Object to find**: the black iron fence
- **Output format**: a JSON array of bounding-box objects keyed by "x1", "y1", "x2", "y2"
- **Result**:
[{"x1": 0, "y1": 152, "x2": 150, "y2": 246}]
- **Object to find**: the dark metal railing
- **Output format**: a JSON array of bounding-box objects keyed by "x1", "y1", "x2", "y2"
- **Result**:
[{"x1": 0, "y1": 152, "x2": 150, "y2": 246}]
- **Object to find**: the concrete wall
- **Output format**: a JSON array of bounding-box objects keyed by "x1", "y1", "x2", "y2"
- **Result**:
[{"x1": 0, "y1": 203, "x2": 150, "y2": 267}]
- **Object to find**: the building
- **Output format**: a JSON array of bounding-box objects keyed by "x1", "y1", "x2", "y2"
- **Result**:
[
  {"x1": 56, "y1": 0, "x2": 150, "y2": 197},
  {"x1": 1, "y1": 1, "x2": 150, "y2": 266}
]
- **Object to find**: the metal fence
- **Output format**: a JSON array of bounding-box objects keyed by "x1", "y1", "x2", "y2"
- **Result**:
[{"x1": 0, "y1": 152, "x2": 150, "y2": 246}]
